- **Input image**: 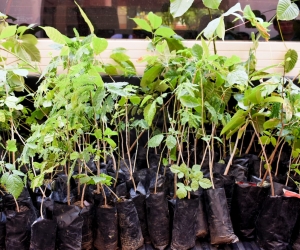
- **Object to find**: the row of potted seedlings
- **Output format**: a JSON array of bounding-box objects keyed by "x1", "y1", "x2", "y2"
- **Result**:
[{"x1": 1, "y1": 0, "x2": 300, "y2": 249}]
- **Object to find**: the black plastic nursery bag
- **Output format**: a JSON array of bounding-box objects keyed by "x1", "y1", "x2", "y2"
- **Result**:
[
  {"x1": 94, "y1": 205, "x2": 118, "y2": 250},
  {"x1": 230, "y1": 182, "x2": 269, "y2": 240},
  {"x1": 0, "y1": 212, "x2": 5, "y2": 250},
  {"x1": 80, "y1": 203, "x2": 94, "y2": 250},
  {"x1": 171, "y1": 198, "x2": 198, "y2": 250},
  {"x1": 130, "y1": 183, "x2": 151, "y2": 243},
  {"x1": 194, "y1": 191, "x2": 208, "y2": 238},
  {"x1": 116, "y1": 199, "x2": 144, "y2": 250},
  {"x1": 205, "y1": 188, "x2": 239, "y2": 245},
  {"x1": 146, "y1": 192, "x2": 170, "y2": 250},
  {"x1": 30, "y1": 217, "x2": 57, "y2": 250},
  {"x1": 5, "y1": 208, "x2": 34, "y2": 250},
  {"x1": 256, "y1": 195, "x2": 300, "y2": 250},
  {"x1": 53, "y1": 203, "x2": 84, "y2": 250}
]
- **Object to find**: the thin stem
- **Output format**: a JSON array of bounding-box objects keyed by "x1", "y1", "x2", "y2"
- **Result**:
[
  {"x1": 224, "y1": 133, "x2": 240, "y2": 175},
  {"x1": 275, "y1": 141, "x2": 286, "y2": 176},
  {"x1": 251, "y1": 121, "x2": 274, "y2": 196},
  {"x1": 245, "y1": 132, "x2": 255, "y2": 154}
]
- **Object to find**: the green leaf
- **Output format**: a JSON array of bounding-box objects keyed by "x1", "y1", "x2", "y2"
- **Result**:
[
  {"x1": 94, "y1": 129, "x2": 102, "y2": 139},
  {"x1": 140, "y1": 95, "x2": 152, "y2": 107},
  {"x1": 170, "y1": 0, "x2": 194, "y2": 18},
  {"x1": 263, "y1": 96, "x2": 284, "y2": 103},
  {"x1": 191, "y1": 179, "x2": 199, "y2": 191},
  {"x1": 227, "y1": 68, "x2": 248, "y2": 86},
  {"x1": 198, "y1": 178, "x2": 212, "y2": 189},
  {"x1": 5, "y1": 95, "x2": 19, "y2": 109},
  {"x1": 260, "y1": 136, "x2": 271, "y2": 145},
  {"x1": 148, "y1": 12, "x2": 162, "y2": 29},
  {"x1": 144, "y1": 102, "x2": 156, "y2": 126},
  {"x1": 0, "y1": 25, "x2": 17, "y2": 39},
  {"x1": 221, "y1": 110, "x2": 247, "y2": 135},
  {"x1": 6, "y1": 175, "x2": 24, "y2": 199},
  {"x1": 270, "y1": 137, "x2": 277, "y2": 147},
  {"x1": 75, "y1": 1, "x2": 94, "y2": 34},
  {"x1": 12, "y1": 69, "x2": 28, "y2": 77},
  {"x1": 148, "y1": 134, "x2": 164, "y2": 148},
  {"x1": 141, "y1": 65, "x2": 164, "y2": 89},
  {"x1": 179, "y1": 96, "x2": 200, "y2": 108},
  {"x1": 277, "y1": 0, "x2": 299, "y2": 20},
  {"x1": 19, "y1": 42, "x2": 41, "y2": 62},
  {"x1": 40, "y1": 27, "x2": 66, "y2": 44},
  {"x1": 263, "y1": 118, "x2": 280, "y2": 130},
  {"x1": 224, "y1": 55, "x2": 241, "y2": 67},
  {"x1": 205, "y1": 101, "x2": 218, "y2": 124},
  {"x1": 176, "y1": 183, "x2": 188, "y2": 199},
  {"x1": 155, "y1": 27, "x2": 175, "y2": 38},
  {"x1": 191, "y1": 44, "x2": 203, "y2": 60},
  {"x1": 92, "y1": 37, "x2": 108, "y2": 55},
  {"x1": 70, "y1": 152, "x2": 80, "y2": 160},
  {"x1": 104, "y1": 127, "x2": 118, "y2": 136},
  {"x1": 202, "y1": 0, "x2": 222, "y2": 9},
  {"x1": 203, "y1": 17, "x2": 222, "y2": 39},
  {"x1": 130, "y1": 96, "x2": 141, "y2": 105},
  {"x1": 166, "y1": 135, "x2": 177, "y2": 149},
  {"x1": 131, "y1": 18, "x2": 152, "y2": 32},
  {"x1": 104, "y1": 138, "x2": 117, "y2": 149},
  {"x1": 284, "y1": 49, "x2": 298, "y2": 73},
  {"x1": 31, "y1": 174, "x2": 44, "y2": 189},
  {"x1": 6, "y1": 139, "x2": 17, "y2": 152},
  {"x1": 192, "y1": 164, "x2": 201, "y2": 172},
  {"x1": 0, "y1": 110, "x2": 5, "y2": 122}
]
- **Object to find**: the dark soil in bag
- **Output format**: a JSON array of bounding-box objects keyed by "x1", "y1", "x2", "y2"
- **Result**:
[
  {"x1": 130, "y1": 183, "x2": 151, "y2": 244},
  {"x1": 204, "y1": 188, "x2": 239, "y2": 245},
  {"x1": 171, "y1": 198, "x2": 198, "y2": 250},
  {"x1": 30, "y1": 217, "x2": 57, "y2": 250},
  {"x1": 94, "y1": 205, "x2": 118, "y2": 250},
  {"x1": 5, "y1": 208, "x2": 35, "y2": 250},
  {"x1": 53, "y1": 203, "x2": 84, "y2": 250},
  {"x1": 80, "y1": 202, "x2": 94, "y2": 250},
  {"x1": 256, "y1": 195, "x2": 300, "y2": 250},
  {"x1": 146, "y1": 192, "x2": 170, "y2": 250},
  {"x1": 192, "y1": 190, "x2": 208, "y2": 238},
  {"x1": 116, "y1": 199, "x2": 144, "y2": 250},
  {"x1": 230, "y1": 182, "x2": 269, "y2": 240},
  {"x1": 0, "y1": 212, "x2": 6, "y2": 250}
]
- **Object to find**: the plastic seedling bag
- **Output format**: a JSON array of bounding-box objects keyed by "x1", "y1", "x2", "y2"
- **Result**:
[
  {"x1": 171, "y1": 198, "x2": 198, "y2": 250},
  {"x1": 53, "y1": 203, "x2": 83, "y2": 250},
  {"x1": 0, "y1": 212, "x2": 6, "y2": 249},
  {"x1": 5, "y1": 208, "x2": 34, "y2": 250},
  {"x1": 256, "y1": 195, "x2": 300, "y2": 250},
  {"x1": 116, "y1": 199, "x2": 144, "y2": 250},
  {"x1": 146, "y1": 192, "x2": 170, "y2": 249},
  {"x1": 130, "y1": 183, "x2": 151, "y2": 243},
  {"x1": 205, "y1": 188, "x2": 239, "y2": 245},
  {"x1": 94, "y1": 205, "x2": 118, "y2": 250},
  {"x1": 230, "y1": 182, "x2": 269, "y2": 240},
  {"x1": 80, "y1": 203, "x2": 94, "y2": 250},
  {"x1": 30, "y1": 217, "x2": 57, "y2": 250}
]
